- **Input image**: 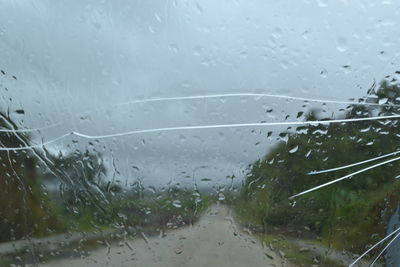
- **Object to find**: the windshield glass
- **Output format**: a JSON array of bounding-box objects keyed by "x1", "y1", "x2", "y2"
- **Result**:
[{"x1": 1, "y1": 1, "x2": 400, "y2": 266}]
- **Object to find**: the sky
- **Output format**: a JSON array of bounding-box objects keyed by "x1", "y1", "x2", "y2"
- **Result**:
[{"x1": 0, "y1": 0, "x2": 399, "y2": 188}]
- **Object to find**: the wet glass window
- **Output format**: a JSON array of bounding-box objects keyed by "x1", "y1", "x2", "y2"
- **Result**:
[{"x1": 1, "y1": 1, "x2": 400, "y2": 266}]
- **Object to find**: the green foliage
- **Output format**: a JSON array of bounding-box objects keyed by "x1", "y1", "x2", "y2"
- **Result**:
[
  {"x1": 49, "y1": 149, "x2": 116, "y2": 227},
  {"x1": 0, "y1": 110, "x2": 213, "y2": 243},
  {"x1": 0, "y1": 113, "x2": 64, "y2": 242},
  {"x1": 111, "y1": 186, "x2": 214, "y2": 232},
  {"x1": 259, "y1": 234, "x2": 345, "y2": 267},
  {"x1": 237, "y1": 75, "x2": 400, "y2": 252}
]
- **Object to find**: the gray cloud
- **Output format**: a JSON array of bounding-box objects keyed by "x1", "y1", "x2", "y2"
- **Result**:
[{"x1": 0, "y1": 0, "x2": 399, "y2": 186}]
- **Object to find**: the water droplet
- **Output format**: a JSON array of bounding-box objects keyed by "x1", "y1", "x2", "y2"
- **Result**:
[
  {"x1": 320, "y1": 69, "x2": 328, "y2": 78},
  {"x1": 280, "y1": 60, "x2": 290, "y2": 69},
  {"x1": 272, "y1": 27, "x2": 282, "y2": 39},
  {"x1": 336, "y1": 37, "x2": 348, "y2": 52},
  {"x1": 154, "y1": 12, "x2": 162, "y2": 23},
  {"x1": 341, "y1": 65, "x2": 351, "y2": 74},
  {"x1": 289, "y1": 145, "x2": 299, "y2": 153},
  {"x1": 172, "y1": 200, "x2": 182, "y2": 208},
  {"x1": 239, "y1": 51, "x2": 248, "y2": 59},
  {"x1": 195, "y1": 3, "x2": 203, "y2": 14},
  {"x1": 193, "y1": 46, "x2": 203, "y2": 56},
  {"x1": 379, "y1": 97, "x2": 388, "y2": 104},
  {"x1": 175, "y1": 248, "x2": 183, "y2": 254},
  {"x1": 301, "y1": 30, "x2": 311, "y2": 39},
  {"x1": 168, "y1": 44, "x2": 179, "y2": 53},
  {"x1": 316, "y1": 0, "x2": 328, "y2": 7}
]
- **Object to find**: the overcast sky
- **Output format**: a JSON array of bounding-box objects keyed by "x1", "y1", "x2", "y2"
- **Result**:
[{"x1": 0, "y1": 0, "x2": 399, "y2": 188}]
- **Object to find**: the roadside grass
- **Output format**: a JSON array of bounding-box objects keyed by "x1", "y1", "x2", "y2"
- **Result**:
[
  {"x1": 231, "y1": 199, "x2": 351, "y2": 266},
  {"x1": 258, "y1": 234, "x2": 345, "y2": 267}
]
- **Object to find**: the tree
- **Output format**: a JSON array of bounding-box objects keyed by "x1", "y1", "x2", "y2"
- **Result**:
[
  {"x1": 0, "y1": 112, "x2": 63, "y2": 242},
  {"x1": 237, "y1": 74, "x2": 400, "y2": 252}
]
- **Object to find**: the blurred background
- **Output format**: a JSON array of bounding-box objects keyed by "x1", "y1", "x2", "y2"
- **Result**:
[{"x1": 0, "y1": 1, "x2": 400, "y2": 266}]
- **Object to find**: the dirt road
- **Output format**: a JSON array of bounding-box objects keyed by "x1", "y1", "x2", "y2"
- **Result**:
[{"x1": 42, "y1": 204, "x2": 287, "y2": 267}]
